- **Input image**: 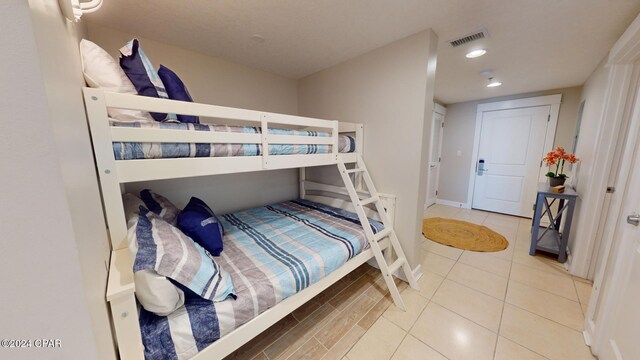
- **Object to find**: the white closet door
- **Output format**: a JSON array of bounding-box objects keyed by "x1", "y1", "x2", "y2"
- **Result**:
[
  {"x1": 426, "y1": 112, "x2": 444, "y2": 207},
  {"x1": 472, "y1": 106, "x2": 550, "y2": 217},
  {"x1": 600, "y1": 139, "x2": 640, "y2": 360}
]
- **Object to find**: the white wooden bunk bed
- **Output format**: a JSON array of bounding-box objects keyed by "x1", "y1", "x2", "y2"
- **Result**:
[{"x1": 83, "y1": 88, "x2": 419, "y2": 360}]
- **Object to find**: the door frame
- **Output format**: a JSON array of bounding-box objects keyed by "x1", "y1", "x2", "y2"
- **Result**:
[
  {"x1": 584, "y1": 13, "x2": 640, "y2": 355},
  {"x1": 426, "y1": 103, "x2": 446, "y2": 207},
  {"x1": 466, "y1": 94, "x2": 562, "y2": 210}
]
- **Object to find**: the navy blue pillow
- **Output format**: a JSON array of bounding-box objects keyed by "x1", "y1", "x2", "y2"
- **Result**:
[
  {"x1": 158, "y1": 65, "x2": 199, "y2": 124},
  {"x1": 177, "y1": 197, "x2": 224, "y2": 256},
  {"x1": 119, "y1": 39, "x2": 169, "y2": 121}
]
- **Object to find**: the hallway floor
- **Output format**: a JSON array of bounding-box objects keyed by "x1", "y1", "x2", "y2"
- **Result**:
[
  {"x1": 228, "y1": 204, "x2": 595, "y2": 360},
  {"x1": 396, "y1": 204, "x2": 596, "y2": 360}
]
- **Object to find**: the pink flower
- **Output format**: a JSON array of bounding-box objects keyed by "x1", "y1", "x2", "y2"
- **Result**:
[
  {"x1": 567, "y1": 154, "x2": 580, "y2": 164},
  {"x1": 543, "y1": 152, "x2": 557, "y2": 166}
]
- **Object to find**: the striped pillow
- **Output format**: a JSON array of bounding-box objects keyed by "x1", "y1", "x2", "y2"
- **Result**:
[
  {"x1": 133, "y1": 207, "x2": 236, "y2": 302},
  {"x1": 119, "y1": 39, "x2": 177, "y2": 122},
  {"x1": 140, "y1": 189, "x2": 179, "y2": 226}
]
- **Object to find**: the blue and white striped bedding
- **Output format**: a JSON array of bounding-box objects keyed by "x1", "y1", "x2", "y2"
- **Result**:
[
  {"x1": 139, "y1": 199, "x2": 383, "y2": 360},
  {"x1": 111, "y1": 121, "x2": 356, "y2": 160}
]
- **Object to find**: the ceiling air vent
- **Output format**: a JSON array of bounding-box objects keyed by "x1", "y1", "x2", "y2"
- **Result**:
[{"x1": 448, "y1": 29, "x2": 489, "y2": 47}]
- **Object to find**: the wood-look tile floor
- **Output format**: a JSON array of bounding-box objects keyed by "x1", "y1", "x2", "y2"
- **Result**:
[{"x1": 225, "y1": 204, "x2": 596, "y2": 360}]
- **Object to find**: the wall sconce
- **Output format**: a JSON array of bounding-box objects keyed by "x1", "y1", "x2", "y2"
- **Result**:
[{"x1": 59, "y1": 0, "x2": 103, "y2": 22}]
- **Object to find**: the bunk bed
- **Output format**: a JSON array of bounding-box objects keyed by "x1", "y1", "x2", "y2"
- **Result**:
[{"x1": 84, "y1": 88, "x2": 419, "y2": 360}]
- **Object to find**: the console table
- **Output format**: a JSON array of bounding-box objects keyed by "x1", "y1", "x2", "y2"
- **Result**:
[{"x1": 530, "y1": 183, "x2": 578, "y2": 263}]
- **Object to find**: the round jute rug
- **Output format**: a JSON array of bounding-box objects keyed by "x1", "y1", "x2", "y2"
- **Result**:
[{"x1": 422, "y1": 217, "x2": 509, "y2": 252}]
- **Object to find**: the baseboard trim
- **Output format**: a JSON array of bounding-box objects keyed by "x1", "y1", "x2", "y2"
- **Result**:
[
  {"x1": 582, "y1": 330, "x2": 592, "y2": 346},
  {"x1": 583, "y1": 319, "x2": 596, "y2": 348},
  {"x1": 564, "y1": 251, "x2": 572, "y2": 272},
  {"x1": 435, "y1": 199, "x2": 470, "y2": 209}
]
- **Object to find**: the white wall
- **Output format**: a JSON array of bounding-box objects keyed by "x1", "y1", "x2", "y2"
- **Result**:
[
  {"x1": 567, "y1": 57, "x2": 611, "y2": 275},
  {"x1": 570, "y1": 59, "x2": 610, "y2": 192},
  {"x1": 298, "y1": 30, "x2": 438, "y2": 268},
  {"x1": 87, "y1": 23, "x2": 298, "y2": 115},
  {"x1": 86, "y1": 24, "x2": 300, "y2": 214},
  {"x1": 0, "y1": 1, "x2": 100, "y2": 359},
  {"x1": 438, "y1": 86, "x2": 583, "y2": 204}
]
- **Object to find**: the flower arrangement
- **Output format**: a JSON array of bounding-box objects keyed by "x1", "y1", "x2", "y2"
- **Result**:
[{"x1": 543, "y1": 147, "x2": 579, "y2": 184}]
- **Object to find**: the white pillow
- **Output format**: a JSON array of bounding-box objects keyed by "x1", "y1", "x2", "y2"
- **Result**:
[
  {"x1": 79, "y1": 39, "x2": 153, "y2": 122},
  {"x1": 124, "y1": 194, "x2": 185, "y2": 316},
  {"x1": 133, "y1": 269, "x2": 185, "y2": 316}
]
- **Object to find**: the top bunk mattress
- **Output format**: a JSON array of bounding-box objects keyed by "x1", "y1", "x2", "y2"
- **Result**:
[
  {"x1": 138, "y1": 199, "x2": 383, "y2": 360},
  {"x1": 110, "y1": 121, "x2": 356, "y2": 160}
]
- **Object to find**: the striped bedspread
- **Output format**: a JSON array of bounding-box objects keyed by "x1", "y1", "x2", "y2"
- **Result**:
[
  {"x1": 111, "y1": 121, "x2": 356, "y2": 160},
  {"x1": 139, "y1": 199, "x2": 384, "y2": 360}
]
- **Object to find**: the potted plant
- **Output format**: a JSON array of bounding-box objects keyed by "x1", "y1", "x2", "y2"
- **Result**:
[{"x1": 543, "y1": 147, "x2": 580, "y2": 187}]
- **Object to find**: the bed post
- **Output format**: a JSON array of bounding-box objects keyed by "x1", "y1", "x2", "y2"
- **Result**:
[
  {"x1": 83, "y1": 88, "x2": 144, "y2": 360},
  {"x1": 355, "y1": 123, "x2": 364, "y2": 155},
  {"x1": 83, "y1": 88, "x2": 128, "y2": 250},
  {"x1": 107, "y1": 249, "x2": 144, "y2": 360},
  {"x1": 299, "y1": 167, "x2": 307, "y2": 199},
  {"x1": 332, "y1": 120, "x2": 340, "y2": 160},
  {"x1": 355, "y1": 124, "x2": 365, "y2": 191},
  {"x1": 261, "y1": 114, "x2": 270, "y2": 169}
]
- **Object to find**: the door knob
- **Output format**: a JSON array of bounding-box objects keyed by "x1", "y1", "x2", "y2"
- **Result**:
[
  {"x1": 430, "y1": 164, "x2": 437, "y2": 168},
  {"x1": 628, "y1": 214, "x2": 640, "y2": 226}
]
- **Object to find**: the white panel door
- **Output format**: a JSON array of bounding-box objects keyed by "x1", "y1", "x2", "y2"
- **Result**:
[
  {"x1": 600, "y1": 140, "x2": 640, "y2": 360},
  {"x1": 472, "y1": 106, "x2": 550, "y2": 217},
  {"x1": 426, "y1": 112, "x2": 444, "y2": 207}
]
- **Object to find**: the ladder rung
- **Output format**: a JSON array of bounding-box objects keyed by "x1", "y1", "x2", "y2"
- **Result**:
[
  {"x1": 388, "y1": 257, "x2": 405, "y2": 274},
  {"x1": 360, "y1": 196, "x2": 378, "y2": 206},
  {"x1": 373, "y1": 228, "x2": 392, "y2": 242},
  {"x1": 346, "y1": 168, "x2": 365, "y2": 174}
]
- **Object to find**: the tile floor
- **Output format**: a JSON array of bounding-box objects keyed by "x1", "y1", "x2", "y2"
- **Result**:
[{"x1": 226, "y1": 204, "x2": 595, "y2": 360}]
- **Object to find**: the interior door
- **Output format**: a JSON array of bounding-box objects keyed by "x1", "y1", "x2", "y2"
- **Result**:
[
  {"x1": 472, "y1": 106, "x2": 550, "y2": 217},
  {"x1": 426, "y1": 111, "x2": 444, "y2": 207},
  {"x1": 600, "y1": 140, "x2": 640, "y2": 360}
]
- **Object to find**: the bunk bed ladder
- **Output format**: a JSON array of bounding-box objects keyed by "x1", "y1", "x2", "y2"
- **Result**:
[{"x1": 337, "y1": 154, "x2": 420, "y2": 311}]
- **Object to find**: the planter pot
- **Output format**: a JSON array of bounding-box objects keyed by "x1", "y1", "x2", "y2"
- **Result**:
[{"x1": 548, "y1": 177, "x2": 566, "y2": 187}]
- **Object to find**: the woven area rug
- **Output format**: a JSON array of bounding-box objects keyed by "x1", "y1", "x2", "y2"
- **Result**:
[{"x1": 422, "y1": 217, "x2": 509, "y2": 252}]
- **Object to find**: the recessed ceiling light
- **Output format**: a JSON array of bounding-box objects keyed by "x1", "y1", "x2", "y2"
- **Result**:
[
  {"x1": 466, "y1": 49, "x2": 487, "y2": 58},
  {"x1": 487, "y1": 77, "x2": 503, "y2": 87},
  {"x1": 251, "y1": 34, "x2": 265, "y2": 43}
]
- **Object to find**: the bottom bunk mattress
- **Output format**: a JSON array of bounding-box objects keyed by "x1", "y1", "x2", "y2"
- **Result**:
[{"x1": 139, "y1": 199, "x2": 384, "y2": 360}]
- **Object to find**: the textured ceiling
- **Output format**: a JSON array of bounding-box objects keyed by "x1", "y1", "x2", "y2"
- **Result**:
[{"x1": 86, "y1": 0, "x2": 640, "y2": 104}]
